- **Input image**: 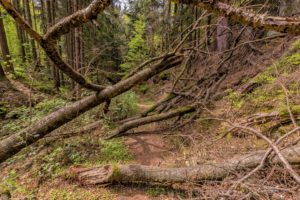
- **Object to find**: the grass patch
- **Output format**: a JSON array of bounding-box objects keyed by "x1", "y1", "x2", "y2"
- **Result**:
[
  {"x1": 98, "y1": 139, "x2": 133, "y2": 164},
  {"x1": 48, "y1": 188, "x2": 110, "y2": 200},
  {"x1": 146, "y1": 186, "x2": 167, "y2": 197},
  {"x1": 0, "y1": 170, "x2": 33, "y2": 199},
  {"x1": 1, "y1": 97, "x2": 67, "y2": 133}
]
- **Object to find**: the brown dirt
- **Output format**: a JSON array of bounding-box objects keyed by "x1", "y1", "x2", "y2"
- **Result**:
[
  {"x1": 10, "y1": 79, "x2": 33, "y2": 97},
  {"x1": 125, "y1": 133, "x2": 174, "y2": 166},
  {"x1": 0, "y1": 79, "x2": 29, "y2": 108}
]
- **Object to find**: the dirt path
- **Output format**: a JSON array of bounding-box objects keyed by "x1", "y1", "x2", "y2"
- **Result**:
[
  {"x1": 10, "y1": 79, "x2": 33, "y2": 97},
  {"x1": 118, "y1": 97, "x2": 179, "y2": 199}
]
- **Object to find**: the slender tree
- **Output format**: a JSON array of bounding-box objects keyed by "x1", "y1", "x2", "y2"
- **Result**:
[
  {"x1": 46, "y1": 0, "x2": 60, "y2": 90},
  {"x1": 0, "y1": 61, "x2": 6, "y2": 80},
  {"x1": 0, "y1": 11, "x2": 14, "y2": 73},
  {"x1": 24, "y1": 0, "x2": 39, "y2": 67},
  {"x1": 12, "y1": 0, "x2": 26, "y2": 63}
]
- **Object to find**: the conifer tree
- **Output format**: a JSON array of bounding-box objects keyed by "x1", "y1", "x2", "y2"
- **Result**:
[{"x1": 121, "y1": 14, "x2": 149, "y2": 71}]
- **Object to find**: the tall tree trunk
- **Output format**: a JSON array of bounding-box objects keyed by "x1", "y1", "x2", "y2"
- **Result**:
[
  {"x1": 0, "y1": 62, "x2": 6, "y2": 80},
  {"x1": 21, "y1": 0, "x2": 29, "y2": 44},
  {"x1": 46, "y1": 0, "x2": 60, "y2": 90},
  {"x1": 24, "y1": 0, "x2": 38, "y2": 67},
  {"x1": 0, "y1": 12, "x2": 14, "y2": 73},
  {"x1": 13, "y1": 0, "x2": 26, "y2": 63},
  {"x1": 74, "y1": 0, "x2": 82, "y2": 99},
  {"x1": 52, "y1": 0, "x2": 61, "y2": 89}
]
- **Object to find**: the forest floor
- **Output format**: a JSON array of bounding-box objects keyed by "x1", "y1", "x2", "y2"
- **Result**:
[
  {"x1": 2, "y1": 38, "x2": 300, "y2": 199},
  {"x1": 1, "y1": 90, "x2": 296, "y2": 200}
]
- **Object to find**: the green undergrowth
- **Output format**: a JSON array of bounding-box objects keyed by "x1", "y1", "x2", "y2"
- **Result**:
[
  {"x1": 225, "y1": 39, "x2": 300, "y2": 116},
  {"x1": 0, "y1": 97, "x2": 67, "y2": 134},
  {"x1": 47, "y1": 188, "x2": 114, "y2": 200},
  {"x1": 10, "y1": 64, "x2": 55, "y2": 94},
  {"x1": 0, "y1": 170, "x2": 34, "y2": 199},
  {"x1": 98, "y1": 139, "x2": 133, "y2": 164},
  {"x1": 29, "y1": 137, "x2": 133, "y2": 182},
  {"x1": 103, "y1": 91, "x2": 139, "y2": 129},
  {"x1": 146, "y1": 186, "x2": 167, "y2": 197}
]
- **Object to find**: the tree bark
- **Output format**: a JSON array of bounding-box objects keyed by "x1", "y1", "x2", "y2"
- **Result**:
[
  {"x1": 74, "y1": 0, "x2": 82, "y2": 98},
  {"x1": 186, "y1": 0, "x2": 300, "y2": 35},
  {"x1": 0, "y1": 11, "x2": 14, "y2": 73},
  {"x1": 73, "y1": 144, "x2": 300, "y2": 186},
  {"x1": 106, "y1": 105, "x2": 196, "y2": 139},
  {"x1": 0, "y1": 0, "x2": 108, "y2": 92},
  {"x1": 0, "y1": 62, "x2": 7, "y2": 80},
  {"x1": 23, "y1": 0, "x2": 38, "y2": 66},
  {"x1": 216, "y1": 16, "x2": 229, "y2": 52},
  {"x1": 46, "y1": 0, "x2": 60, "y2": 90},
  {"x1": 13, "y1": 0, "x2": 26, "y2": 63},
  {"x1": 0, "y1": 55, "x2": 183, "y2": 163}
]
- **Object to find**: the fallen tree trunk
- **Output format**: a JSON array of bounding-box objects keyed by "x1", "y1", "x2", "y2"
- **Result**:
[
  {"x1": 188, "y1": 0, "x2": 300, "y2": 35},
  {"x1": 0, "y1": 55, "x2": 183, "y2": 163},
  {"x1": 106, "y1": 105, "x2": 196, "y2": 139},
  {"x1": 73, "y1": 144, "x2": 300, "y2": 186}
]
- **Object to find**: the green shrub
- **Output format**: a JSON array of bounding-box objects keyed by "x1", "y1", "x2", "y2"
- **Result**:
[
  {"x1": 285, "y1": 53, "x2": 300, "y2": 66},
  {"x1": 2, "y1": 97, "x2": 67, "y2": 133},
  {"x1": 98, "y1": 139, "x2": 133, "y2": 163},
  {"x1": 159, "y1": 72, "x2": 168, "y2": 80},
  {"x1": 139, "y1": 83, "x2": 149, "y2": 94},
  {"x1": 226, "y1": 89, "x2": 244, "y2": 109},
  {"x1": 146, "y1": 186, "x2": 167, "y2": 197},
  {"x1": 109, "y1": 91, "x2": 139, "y2": 120},
  {"x1": 0, "y1": 102, "x2": 8, "y2": 117},
  {"x1": 0, "y1": 170, "x2": 31, "y2": 198},
  {"x1": 48, "y1": 188, "x2": 101, "y2": 200}
]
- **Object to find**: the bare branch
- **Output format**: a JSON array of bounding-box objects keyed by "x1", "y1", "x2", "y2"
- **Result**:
[
  {"x1": 189, "y1": 0, "x2": 300, "y2": 35},
  {"x1": 106, "y1": 104, "x2": 196, "y2": 139},
  {"x1": 44, "y1": 0, "x2": 111, "y2": 40},
  {"x1": 232, "y1": 124, "x2": 300, "y2": 184}
]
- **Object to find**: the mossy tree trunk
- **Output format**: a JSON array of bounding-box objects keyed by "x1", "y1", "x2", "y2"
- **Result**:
[{"x1": 73, "y1": 144, "x2": 300, "y2": 186}]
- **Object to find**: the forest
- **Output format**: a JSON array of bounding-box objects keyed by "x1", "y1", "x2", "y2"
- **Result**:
[{"x1": 1, "y1": 0, "x2": 300, "y2": 199}]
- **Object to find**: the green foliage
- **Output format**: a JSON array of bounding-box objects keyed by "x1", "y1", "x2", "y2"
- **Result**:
[
  {"x1": 285, "y1": 53, "x2": 300, "y2": 66},
  {"x1": 159, "y1": 72, "x2": 168, "y2": 80},
  {"x1": 226, "y1": 89, "x2": 244, "y2": 109},
  {"x1": 0, "y1": 101, "x2": 8, "y2": 117},
  {"x1": 48, "y1": 188, "x2": 104, "y2": 200},
  {"x1": 98, "y1": 139, "x2": 133, "y2": 164},
  {"x1": 0, "y1": 170, "x2": 31, "y2": 198},
  {"x1": 0, "y1": 170, "x2": 18, "y2": 193},
  {"x1": 34, "y1": 98, "x2": 67, "y2": 114},
  {"x1": 106, "y1": 91, "x2": 139, "y2": 125},
  {"x1": 36, "y1": 147, "x2": 65, "y2": 179},
  {"x1": 1, "y1": 12, "x2": 19, "y2": 59},
  {"x1": 139, "y1": 83, "x2": 149, "y2": 94},
  {"x1": 254, "y1": 72, "x2": 276, "y2": 84},
  {"x1": 1, "y1": 97, "x2": 67, "y2": 133},
  {"x1": 279, "y1": 105, "x2": 300, "y2": 117},
  {"x1": 237, "y1": 40, "x2": 300, "y2": 114},
  {"x1": 102, "y1": 191, "x2": 114, "y2": 200},
  {"x1": 146, "y1": 186, "x2": 167, "y2": 197},
  {"x1": 290, "y1": 39, "x2": 300, "y2": 52},
  {"x1": 121, "y1": 14, "x2": 149, "y2": 71}
]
